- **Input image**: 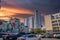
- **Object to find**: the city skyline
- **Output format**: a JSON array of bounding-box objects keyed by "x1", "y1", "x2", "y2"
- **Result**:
[{"x1": 0, "y1": 0, "x2": 60, "y2": 23}]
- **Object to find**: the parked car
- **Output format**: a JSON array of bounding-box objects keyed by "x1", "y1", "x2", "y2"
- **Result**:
[
  {"x1": 36, "y1": 34, "x2": 42, "y2": 38},
  {"x1": 17, "y1": 34, "x2": 41, "y2": 40},
  {"x1": 41, "y1": 34, "x2": 46, "y2": 38},
  {"x1": 2, "y1": 32, "x2": 26, "y2": 40},
  {"x1": 0, "y1": 32, "x2": 10, "y2": 40},
  {"x1": 2, "y1": 32, "x2": 18, "y2": 40},
  {"x1": 45, "y1": 33, "x2": 53, "y2": 38},
  {"x1": 53, "y1": 33, "x2": 60, "y2": 38},
  {"x1": 0, "y1": 32, "x2": 7, "y2": 40}
]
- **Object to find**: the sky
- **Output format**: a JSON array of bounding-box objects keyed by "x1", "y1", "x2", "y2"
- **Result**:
[{"x1": 0, "y1": 0, "x2": 60, "y2": 22}]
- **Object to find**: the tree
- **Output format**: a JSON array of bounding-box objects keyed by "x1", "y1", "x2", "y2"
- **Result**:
[
  {"x1": 34, "y1": 28, "x2": 42, "y2": 34},
  {"x1": 30, "y1": 28, "x2": 46, "y2": 34},
  {"x1": 42, "y1": 29, "x2": 46, "y2": 33},
  {"x1": 0, "y1": 28, "x2": 2, "y2": 32}
]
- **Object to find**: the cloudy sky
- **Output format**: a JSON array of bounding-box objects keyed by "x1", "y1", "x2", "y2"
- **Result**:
[{"x1": 0, "y1": 0, "x2": 60, "y2": 22}]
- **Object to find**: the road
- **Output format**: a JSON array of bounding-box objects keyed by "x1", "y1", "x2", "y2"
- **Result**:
[{"x1": 41, "y1": 38, "x2": 60, "y2": 40}]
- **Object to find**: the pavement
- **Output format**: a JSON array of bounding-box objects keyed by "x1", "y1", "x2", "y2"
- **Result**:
[
  {"x1": 41, "y1": 38, "x2": 60, "y2": 40},
  {"x1": 0, "y1": 38, "x2": 3, "y2": 40}
]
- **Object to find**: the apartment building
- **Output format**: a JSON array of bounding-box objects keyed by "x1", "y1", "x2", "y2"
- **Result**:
[{"x1": 44, "y1": 13, "x2": 60, "y2": 33}]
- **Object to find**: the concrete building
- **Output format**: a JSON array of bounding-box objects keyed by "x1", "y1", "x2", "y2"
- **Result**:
[
  {"x1": 28, "y1": 16, "x2": 34, "y2": 32},
  {"x1": 44, "y1": 13, "x2": 60, "y2": 33},
  {"x1": 24, "y1": 16, "x2": 34, "y2": 32},
  {"x1": 20, "y1": 23, "x2": 29, "y2": 33},
  {"x1": 24, "y1": 18, "x2": 29, "y2": 26},
  {"x1": 34, "y1": 10, "x2": 41, "y2": 28}
]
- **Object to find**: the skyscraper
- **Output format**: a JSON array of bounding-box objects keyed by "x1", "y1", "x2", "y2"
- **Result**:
[
  {"x1": 34, "y1": 10, "x2": 41, "y2": 28},
  {"x1": 24, "y1": 16, "x2": 34, "y2": 32},
  {"x1": 24, "y1": 18, "x2": 29, "y2": 26},
  {"x1": 28, "y1": 16, "x2": 34, "y2": 31},
  {"x1": 24, "y1": 18, "x2": 29, "y2": 33}
]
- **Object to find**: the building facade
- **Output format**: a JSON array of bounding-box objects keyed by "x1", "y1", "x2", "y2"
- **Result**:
[
  {"x1": 24, "y1": 18, "x2": 29, "y2": 26},
  {"x1": 28, "y1": 16, "x2": 34, "y2": 32},
  {"x1": 24, "y1": 16, "x2": 34, "y2": 32},
  {"x1": 34, "y1": 10, "x2": 41, "y2": 28},
  {"x1": 44, "y1": 13, "x2": 60, "y2": 33}
]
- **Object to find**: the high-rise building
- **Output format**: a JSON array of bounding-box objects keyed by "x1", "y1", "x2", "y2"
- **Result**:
[
  {"x1": 24, "y1": 18, "x2": 29, "y2": 32},
  {"x1": 24, "y1": 18, "x2": 29, "y2": 26},
  {"x1": 24, "y1": 16, "x2": 34, "y2": 32},
  {"x1": 28, "y1": 16, "x2": 34, "y2": 31},
  {"x1": 44, "y1": 13, "x2": 60, "y2": 33},
  {"x1": 34, "y1": 10, "x2": 41, "y2": 28}
]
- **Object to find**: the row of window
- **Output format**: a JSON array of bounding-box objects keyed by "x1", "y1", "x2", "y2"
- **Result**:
[
  {"x1": 51, "y1": 15, "x2": 60, "y2": 19},
  {"x1": 53, "y1": 27, "x2": 60, "y2": 32},
  {"x1": 52, "y1": 24, "x2": 60, "y2": 26},
  {"x1": 52, "y1": 20, "x2": 60, "y2": 23}
]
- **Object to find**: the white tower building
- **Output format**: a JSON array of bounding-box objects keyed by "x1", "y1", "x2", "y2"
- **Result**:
[
  {"x1": 28, "y1": 16, "x2": 34, "y2": 31},
  {"x1": 34, "y1": 10, "x2": 41, "y2": 28}
]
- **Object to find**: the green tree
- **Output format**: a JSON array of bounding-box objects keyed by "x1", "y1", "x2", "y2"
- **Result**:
[
  {"x1": 30, "y1": 28, "x2": 46, "y2": 34},
  {"x1": 34, "y1": 28, "x2": 42, "y2": 34},
  {"x1": 0, "y1": 28, "x2": 2, "y2": 32},
  {"x1": 42, "y1": 29, "x2": 46, "y2": 33}
]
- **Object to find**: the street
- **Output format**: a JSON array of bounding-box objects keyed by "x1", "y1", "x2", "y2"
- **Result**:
[{"x1": 41, "y1": 38, "x2": 60, "y2": 40}]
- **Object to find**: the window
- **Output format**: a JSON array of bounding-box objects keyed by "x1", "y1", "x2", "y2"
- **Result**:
[
  {"x1": 52, "y1": 24, "x2": 58, "y2": 26},
  {"x1": 56, "y1": 15, "x2": 58, "y2": 19},
  {"x1": 53, "y1": 27, "x2": 59, "y2": 32},
  {"x1": 59, "y1": 24, "x2": 60, "y2": 26},
  {"x1": 59, "y1": 14, "x2": 60, "y2": 16},
  {"x1": 52, "y1": 20, "x2": 57, "y2": 23},
  {"x1": 58, "y1": 20, "x2": 60, "y2": 22},
  {"x1": 51, "y1": 16, "x2": 55, "y2": 19},
  {"x1": 56, "y1": 17, "x2": 60, "y2": 19}
]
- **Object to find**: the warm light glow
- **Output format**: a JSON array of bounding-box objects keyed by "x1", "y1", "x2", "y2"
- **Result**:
[
  {"x1": 1, "y1": 7, "x2": 33, "y2": 14},
  {"x1": 0, "y1": 17, "x2": 10, "y2": 21},
  {"x1": 0, "y1": 7, "x2": 33, "y2": 22},
  {"x1": 0, "y1": 13, "x2": 4, "y2": 16}
]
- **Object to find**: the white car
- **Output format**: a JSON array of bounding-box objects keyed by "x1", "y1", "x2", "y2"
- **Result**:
[
  {"x1": 53, "y1": 33, "x2": 60, "y2": 38},
  {"x1": 17, "y1": 34, "x2": 41, "y2": 40}
]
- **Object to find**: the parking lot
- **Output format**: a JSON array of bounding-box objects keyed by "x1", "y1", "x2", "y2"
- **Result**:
[
  {"x1": 41, "y1": 38, "x2": 60, "y2": 40},
  {"x1": 0, "y1": 37, "x2": 60, "y2": 40},
  {"x1": 0, "y1": 38, "x2": 3, "y2": 40}
]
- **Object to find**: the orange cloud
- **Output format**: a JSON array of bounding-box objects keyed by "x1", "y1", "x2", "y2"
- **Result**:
[
  {"x1": 0, "y1": 17, "x2": 9, "y2": 21},
  {"x1": 1, "y1": 7, "x2": 33, "y2": 14},
  {"x1": 0, "y1": 6, "x2": 33, "y2": 22}
]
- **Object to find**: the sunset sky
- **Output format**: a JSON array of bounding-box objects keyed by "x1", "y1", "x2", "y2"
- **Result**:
[{"x1": 0, "y1": 0, "x2": 60, "y2": 22}]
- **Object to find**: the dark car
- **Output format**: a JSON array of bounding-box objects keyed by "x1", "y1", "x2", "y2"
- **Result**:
[
  {"x1": 3, "y1": 32, "x2": 26, "y2": 40},
  {"x1": 16, "y1": 32, "x2": 26, "y2": 37},
  {"x1": 0, "y1": 32, "x2": 9, "y2": 40},
  {"x1": 6, "y1": 34, "x2": 17, "y2": 40},
  {"x1": 45, "y1": 33, "x2": 53, "y2": 38}
]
